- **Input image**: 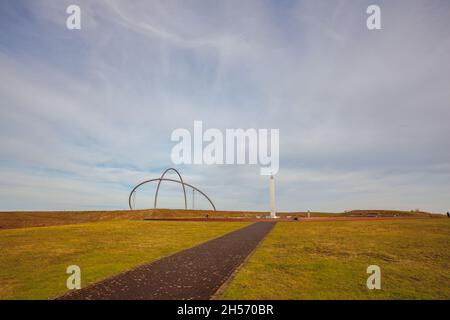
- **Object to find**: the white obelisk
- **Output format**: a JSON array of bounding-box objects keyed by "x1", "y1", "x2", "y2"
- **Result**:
[{"x1": 269, "y1": 174, "x2": 276, "y2": 218}]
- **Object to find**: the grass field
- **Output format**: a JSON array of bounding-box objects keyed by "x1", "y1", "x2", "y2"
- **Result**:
[
  {"x1": 1, "y1": 209, "x2": 438, "y2": 230},
  {"x1": 143, "y1": 209, "x2": 438, "y2": 219},
  {"x1": 222, "y1": 219, "x2": 450, "y2": 299},
  {"x1": 0, "y1": 210, "x2": 149, "y2": 230},
  {"x1": 0, "y1": 220, "x2": 249, "y2": 299}
]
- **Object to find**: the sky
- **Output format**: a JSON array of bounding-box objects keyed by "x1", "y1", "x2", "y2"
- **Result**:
[{"x1": 0, "y1": 0, "x2": 449, "y2": 213}]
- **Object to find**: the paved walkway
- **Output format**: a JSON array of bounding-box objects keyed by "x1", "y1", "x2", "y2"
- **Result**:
[{"x1": 58, "y1": 222, "x2": 275, "y2": 300}]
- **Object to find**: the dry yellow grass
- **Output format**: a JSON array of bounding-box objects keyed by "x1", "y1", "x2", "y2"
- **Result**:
[
  {"x1": 222, "y1": 219, "x2": 450, "y2": 299},
  {"x1": 0, "y1": 220, "x2": 249, "y2": 299},
  {"x1": 0, "y1": 210, "x2": 148, "y2": 229},
  {"x1": 0, "y1": 209, "x2": 440, "y2": 230}
]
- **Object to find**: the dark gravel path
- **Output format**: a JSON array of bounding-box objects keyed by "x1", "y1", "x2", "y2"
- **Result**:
[{"x1": 58, "y1": 222, "x2": 275, "y2": 300}]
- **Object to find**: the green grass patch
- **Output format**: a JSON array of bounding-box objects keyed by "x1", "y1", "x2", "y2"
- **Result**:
[
  {"x1": 0, "y1": 220, "x2": 248, "y2": 299},
  {"x1": 222, "y1": 219, "x2": 450, "y2": 299}
]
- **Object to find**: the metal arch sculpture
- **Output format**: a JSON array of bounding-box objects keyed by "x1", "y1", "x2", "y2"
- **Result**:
[
  {"x1": 154, "y1": 168, "x2": 187, "y2": 210},
  {"x1": 128, "y1": 168, "x2": 216, "y2": 211}
]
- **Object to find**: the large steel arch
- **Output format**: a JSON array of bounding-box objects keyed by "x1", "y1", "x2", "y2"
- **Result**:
[
  {"x1": 128, "y1": 169, "x2": 216, "y2": 211},
  {"x1": 154, "y1": 168, "x2": 187, "y2": 210}
]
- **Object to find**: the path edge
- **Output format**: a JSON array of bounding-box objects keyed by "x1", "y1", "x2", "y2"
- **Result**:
[
  {"x1": 53, "y1": 221, "x2": 253, "y2": 300},
  {"x1": 211, "y1": 222, "x2": 277, "y2": 300}
]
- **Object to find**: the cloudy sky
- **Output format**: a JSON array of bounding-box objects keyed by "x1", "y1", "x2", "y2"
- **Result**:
[{"x1": 0, "y1": 0, "x2": 449, "y2": 213}]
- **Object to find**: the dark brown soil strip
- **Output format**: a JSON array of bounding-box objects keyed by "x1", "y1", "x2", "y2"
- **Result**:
[{"x1": 57, "y1": 222, "x2": 275, "y2": 300}]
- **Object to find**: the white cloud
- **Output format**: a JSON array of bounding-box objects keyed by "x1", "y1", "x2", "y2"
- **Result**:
[{"x1": 0, "y1": 0, "x2": 449, "y2": 212}]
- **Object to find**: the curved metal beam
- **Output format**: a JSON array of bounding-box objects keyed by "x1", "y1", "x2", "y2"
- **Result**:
[
  {"x1": 128, "y1": 178, "x2": 216, "y2": 211},
  {"x1": 154, "y1": 168, "x2": 187, "y2": 210}
]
